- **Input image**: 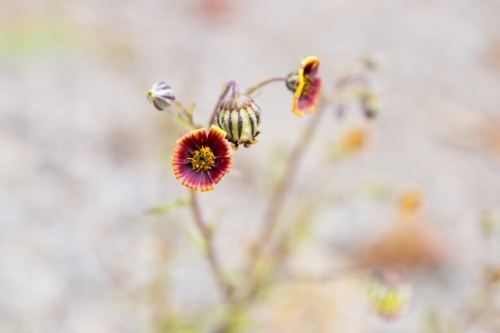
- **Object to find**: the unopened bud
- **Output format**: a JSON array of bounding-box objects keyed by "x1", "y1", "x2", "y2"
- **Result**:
[
  {"x1": 216, "y1": 81, "x2": 261, "y2": 149},
  {"x1": 147, "y1": 82, "x2": 175, "y2": 111},
  {"x1": 361, "y1": 91, "x2": 382, "y2": 119}
]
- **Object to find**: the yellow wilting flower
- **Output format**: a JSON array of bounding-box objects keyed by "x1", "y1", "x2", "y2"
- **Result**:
[{"x1": 285, "y1": 56, "x2": 323, "y2": 117}]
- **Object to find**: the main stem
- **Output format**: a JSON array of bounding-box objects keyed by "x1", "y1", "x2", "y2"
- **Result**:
[
  {"x1": 207, "y1": 82, "x2": 232, "y2": 129},
  {"x1": 249, "y1": 102, "x2": 327, "y2": 277},
  {"x1": 190, "y1": 191, "x2": 233, "y2": 301},
  {"x1": 187, "y1": 81, "x2": 238, "y2": 303}
]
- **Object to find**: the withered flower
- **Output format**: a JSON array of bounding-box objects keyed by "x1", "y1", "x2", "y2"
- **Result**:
[{"x1": 285, "y1": 56, "x2": 323, "y2": 117}]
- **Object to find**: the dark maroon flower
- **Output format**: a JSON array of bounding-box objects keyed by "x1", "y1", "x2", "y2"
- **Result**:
[{"x1": 172, "y1": 126, "x2": 233, "y2": 192}]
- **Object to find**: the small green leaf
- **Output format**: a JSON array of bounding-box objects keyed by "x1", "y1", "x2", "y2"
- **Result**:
[
  {"x1": 188, "y1": 102, "x2": 196, "y2": 116},
  {"x1": 174, "y1": 115, "x2": 196, "y2": 131},
  {"x1": 146, "y1": 198, "x2": 191, "y2": 215},
  {"x1": 182, "y1": 226, "x2": 208, "y2": 255}
]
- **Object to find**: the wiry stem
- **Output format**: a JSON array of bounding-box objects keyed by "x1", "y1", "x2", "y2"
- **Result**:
[
  {"x1": 189, "y1": 191, "x2": 233, "y2": 301},
  {"x1": 244, "y1": 101, "x2": 328, "y2": 300},
  {"x1": 186, "y1": 82, "x2": 242, "y2": 304},
  {"x1": 246, "y1": 77, "x2": 285, "y2": 96},
  {"x1": 258, "y1": 103, "x2": 326, "y2": 257},
  {"x1": 208, "y1": 82, "x2": 233, "y2": 129}
]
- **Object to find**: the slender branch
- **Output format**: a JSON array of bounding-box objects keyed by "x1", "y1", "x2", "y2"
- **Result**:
[
  {"x1": 189, "y1": 191, "x2": 233, "y2": 301},
  {"x1": 208, "y1": 83, "x2": 232, "y2": 129},
  {"x1": 245, "y1": 77, "x2": 285, "y2": 96},
  {"x1": 254, "y1": 101, "x2": 327, "y2": 260},
  {"x1": 238, "y1": 101, "x2": 328, "y2": 304}
]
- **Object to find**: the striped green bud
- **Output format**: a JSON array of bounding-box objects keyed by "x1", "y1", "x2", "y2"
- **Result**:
[{"x1": 216, "y1": 90, "x2": 261, "y2": 149}]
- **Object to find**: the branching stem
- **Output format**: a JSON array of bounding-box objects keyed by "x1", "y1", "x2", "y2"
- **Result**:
[
  {"x1": 189, "y1": 191, "x2": 233, "y2": 301},
  {"x1": 238, "y1": 102, "x2": 329, "y2": 305},
  {"x1": 208, "y1": 82, "x2": 232, "y2": 129},
  {"x1": 246, "y1": 77, "x2": 285, "y2": 96}
]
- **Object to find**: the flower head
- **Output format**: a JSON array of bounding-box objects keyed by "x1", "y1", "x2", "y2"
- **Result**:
[
  {"x1": 286, "y1": 56, "x2": 322, "y2": 117},
  {"x1": 147, "y1": 82, "x2": 175, "y2": 111},
  {"x1": 365, "y1": 268, "x2": 412, "y2": 319},
  {"x1": 172, "y1": 125, "x2": 233, "y2": 192},
  {"x1": 335, "y1": 73, "x2": 382, "y2": 120},
  {"x1": 216, "y1": 81, "x2": 261, "y2": 149}
]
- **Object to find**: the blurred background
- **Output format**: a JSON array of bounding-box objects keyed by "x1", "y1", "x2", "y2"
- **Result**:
[{"x1": 2, "y1": 0, "x2": 500, "y2": 332}]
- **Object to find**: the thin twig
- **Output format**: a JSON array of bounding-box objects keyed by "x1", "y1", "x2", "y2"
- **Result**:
[
  {"x1": 190, "y1": 191, "x2": 233, "y2": 301},
  {"x1": 239, "y1": 101, "x2": 328, "y2": 304},
  {"x1": 255, "y1": 101, "x2": 327, "y2": 260},
  {"x1": 245, "y1": 77, "x2": 285, "y2": 96},
  {"x1": 208, "y1": 83, "x2": 232, "y2": 129}
]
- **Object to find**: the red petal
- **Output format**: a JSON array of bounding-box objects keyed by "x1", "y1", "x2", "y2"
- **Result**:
[
  {"x1": 302, "y1": 56, "x2": 320, "y2": 76},
  {"x1": 176, "y1": 128, "x2": 207, "y2": 154}
]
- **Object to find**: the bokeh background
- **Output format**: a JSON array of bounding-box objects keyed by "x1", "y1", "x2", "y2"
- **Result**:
[{"x1": 2, "y1": 0, "x2": 500, "y2": 332}]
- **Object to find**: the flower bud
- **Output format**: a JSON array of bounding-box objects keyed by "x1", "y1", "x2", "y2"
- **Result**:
[
  {"x1": 216, "y1": 84, "x2": 261, "y2": 149},
  {"x1": 361, "y1": 91, "x2": 382, "y2": 119},
  {"x1": 147, "y1": 82, "x2": 175, "y2": 111}
]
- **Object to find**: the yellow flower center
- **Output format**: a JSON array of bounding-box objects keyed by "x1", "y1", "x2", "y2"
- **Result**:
[
  {"x1": 301, "y1": 74, "x2": 314, "y2": 96},
  {"x1": 189, "y1": 147, "x2": 216, "y2": 172}
]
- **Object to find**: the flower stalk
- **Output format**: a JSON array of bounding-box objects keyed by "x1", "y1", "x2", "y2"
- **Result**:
[
  {"x1": 189, "y1": 191, "x2": 234, "y2": 301},
  {"x1": 245, "y1": 77, "x2": 285, "y2": 96}
]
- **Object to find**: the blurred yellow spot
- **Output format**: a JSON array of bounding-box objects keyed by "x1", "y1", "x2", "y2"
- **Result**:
[
  {"x1": 398, "y1": 187, "x2": 423, "y2": 216},
  {"x1": 339, "y1": 126, "x2": 369, "y2": 154},
  {"x1": 365, "y1": 269, "x2": 412, "y2": 319}
]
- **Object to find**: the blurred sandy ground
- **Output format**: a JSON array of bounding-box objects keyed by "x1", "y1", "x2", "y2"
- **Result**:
[{"x1": 1, "y1": 0, "x2": 500, "y2": 332}]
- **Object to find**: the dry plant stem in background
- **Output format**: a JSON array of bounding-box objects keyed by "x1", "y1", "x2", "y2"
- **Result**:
[
  {"x1": 189, "y1": 191, "x2": 234, "y2": 301},
  {"x1": 245, "y1": 100, "x2": 328, "y2": 297},
  {"x1": 245, "y1": 77, "x2": 285, "y2": 96}
]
